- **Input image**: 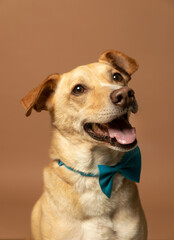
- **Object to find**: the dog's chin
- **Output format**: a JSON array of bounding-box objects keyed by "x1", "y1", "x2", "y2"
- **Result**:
[{"x1": 84, "y1": 113, "x2": 137, "y2": 152}]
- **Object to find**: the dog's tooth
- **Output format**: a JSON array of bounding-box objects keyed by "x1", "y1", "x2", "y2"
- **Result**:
[
  {"x1": 93, "y1": 123, "x2": 102, "y2": 133},
  {"x1": 92, "y1": 123, "x2": 98, "y2": 131},
  {"x1": 92, "y1": 123, "x2": 109, "y2": 136}
]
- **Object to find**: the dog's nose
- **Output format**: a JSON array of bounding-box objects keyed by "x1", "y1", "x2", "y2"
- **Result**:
[{"x1": 110, "y1": 87, "x2": 135, "y2": 108}]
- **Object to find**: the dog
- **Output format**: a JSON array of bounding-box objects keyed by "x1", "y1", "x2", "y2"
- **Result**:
[{"x1": 21, "y1": 50, "x2": 147, "y2": 240}]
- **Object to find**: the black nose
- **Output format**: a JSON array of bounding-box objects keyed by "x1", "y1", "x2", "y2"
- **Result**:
[{"x1": 110, "y1": 87, "x2": 135, "y2": 108}]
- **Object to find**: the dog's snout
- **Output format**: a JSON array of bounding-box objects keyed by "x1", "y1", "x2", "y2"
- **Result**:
[{"x1": 110, "y1": 87, "x2": 135, "y2": 108}]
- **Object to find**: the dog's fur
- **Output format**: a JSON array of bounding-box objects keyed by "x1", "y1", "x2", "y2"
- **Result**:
[{"x1": 22, "y1": 50, "x2": 147, "y2": 240}]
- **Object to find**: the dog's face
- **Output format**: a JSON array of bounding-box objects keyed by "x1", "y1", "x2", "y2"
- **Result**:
[{"x1": 21, "y1": 50, "x2": 138, "y2": 152}]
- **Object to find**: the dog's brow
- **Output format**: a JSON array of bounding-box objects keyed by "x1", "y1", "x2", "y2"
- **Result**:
[{"x1": 99, "y1": 82, "x2": 122, "y2": 90}]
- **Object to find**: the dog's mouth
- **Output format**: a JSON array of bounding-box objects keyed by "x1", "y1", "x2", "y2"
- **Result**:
[{"x1": 84, "y1": 114, "x2": 137, "y2": 150}]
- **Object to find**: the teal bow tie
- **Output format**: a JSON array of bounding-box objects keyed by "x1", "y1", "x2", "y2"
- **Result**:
[
  {"x1": 57, "y1": 146, "x2": 141, "y2": 198},
  {"x1": 98, "y1": 146, "x2": 141, "y2": 198}
]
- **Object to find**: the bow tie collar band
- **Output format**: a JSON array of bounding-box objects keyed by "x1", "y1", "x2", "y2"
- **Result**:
[{"x1": 57, "y1": 146, "x2": 141, "y2": 198}]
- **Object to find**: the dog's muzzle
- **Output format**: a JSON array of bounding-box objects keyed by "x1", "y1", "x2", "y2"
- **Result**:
[{"x1": 84, "y1": 87, "x2": 138, "y2": 150}]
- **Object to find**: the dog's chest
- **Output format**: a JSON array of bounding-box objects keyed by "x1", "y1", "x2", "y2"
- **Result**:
[
  {"x1": 81, "y1": 216, "x2": 117, "y2": 240},
  {"x1": 76, "y1": 174, "x2": 124, "y2": 217}
]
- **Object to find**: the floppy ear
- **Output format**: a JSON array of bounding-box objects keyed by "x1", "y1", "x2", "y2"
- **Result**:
[
  {"x1": 99, "y1": 50, "x2": 138, "y2": 76},
  {"x1": 21, "y1": 74, "x2": 59, "y2": 117}
]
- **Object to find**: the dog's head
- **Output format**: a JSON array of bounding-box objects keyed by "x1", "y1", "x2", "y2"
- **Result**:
[{"x1": 21, "y1": 50, "x2": 138, "y2": 152}]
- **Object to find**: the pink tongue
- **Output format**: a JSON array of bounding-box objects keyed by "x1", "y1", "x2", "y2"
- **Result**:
[{"x1": 108, "y1": 119, "x2": 136, "y2": 145}]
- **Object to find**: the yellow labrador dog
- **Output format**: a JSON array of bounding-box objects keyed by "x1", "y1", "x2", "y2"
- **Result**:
[{"x1": 22, "y1": 50, "x2": 147, "y2": 240}]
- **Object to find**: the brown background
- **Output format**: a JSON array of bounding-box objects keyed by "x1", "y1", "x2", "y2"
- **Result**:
[{"x1": 0, "y1": 0, "x2": 174, "y2": 239}]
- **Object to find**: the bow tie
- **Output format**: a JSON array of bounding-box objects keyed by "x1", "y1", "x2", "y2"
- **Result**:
[
  {"x1": 98, "y1": 146, "x2": 141, "y2": 198},
  {"x1": 57, "y1": 146, "x2": 141, "y2": 198}
]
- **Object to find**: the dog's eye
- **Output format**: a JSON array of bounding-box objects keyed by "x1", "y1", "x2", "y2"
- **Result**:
[
  {"x1": 113, "y1": 72, "x2": 123, "y2": 82},
  {"x1": 72, "y1": 85, "x2": 86, "y2": 95}
]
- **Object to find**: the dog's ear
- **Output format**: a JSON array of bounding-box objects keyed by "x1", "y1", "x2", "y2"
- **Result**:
[
  {"x1": 21, "y1": 74, "x2": 59, "y2": 117},
  {"x1": 99, "y1": 50, "x2": 138, "y2": 76}
]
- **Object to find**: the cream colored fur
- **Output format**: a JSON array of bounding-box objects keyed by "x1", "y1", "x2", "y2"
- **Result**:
[{"x1": 22, "y1": 50, "x2": 147, "y2": 240}]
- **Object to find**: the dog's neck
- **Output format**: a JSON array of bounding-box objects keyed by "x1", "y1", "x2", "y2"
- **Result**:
[{"x1": 49, "y1": 129, "x2": 124, "y2": 174}]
